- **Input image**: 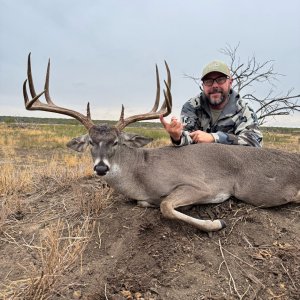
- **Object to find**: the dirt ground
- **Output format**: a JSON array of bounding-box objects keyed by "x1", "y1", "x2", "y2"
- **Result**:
[{"x1": 0, "y1": 174, "x2": 299, "y2": 300}]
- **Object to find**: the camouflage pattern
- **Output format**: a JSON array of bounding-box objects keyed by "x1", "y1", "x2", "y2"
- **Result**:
[{"x1": 175, "y1": 89, "x2": 263, "y2": 147}]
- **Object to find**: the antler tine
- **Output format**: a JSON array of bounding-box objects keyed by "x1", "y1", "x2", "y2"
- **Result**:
[
  {"x1": 115, "y1": 61, "x2": 172, "y2": 131},
  {"x1": 162, "y1": 79, "x2": 172, "y2": 114},
  {"x1": 149, "y1": 64, "x2": 160, "y2": 113},
  {"x1": 158, "y1": 61, "x2": 172, "y2": 114},
  {"x1": 24, "y1": 53, "x2": 48, "y2": 109},
  {"x1": 23, "y1": 53, "x2": 94, "y2": 130},
  {"x1": 151, "y1": 62, "x2": 171, "y2": 113},
  {"x1": 87, "y1": 102, "x2": 91, "y2": 120},
  {"x1": 27, "y1": 53, "x2": 37, "y2": 98},
  {"x1": 164, "y1": 60, "x2": 171, "y2": 89},
  {"x1": 23, "y1": 79, "x2": 45, "y2": 109},
  {"x1": 44, "y1": 58, "x2": 55, "y2": 105},
  {"x1": 118, "y1": 105, "x2": 125, "y2": 123}
]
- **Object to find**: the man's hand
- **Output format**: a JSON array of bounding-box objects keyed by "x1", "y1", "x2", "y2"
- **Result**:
[
  {"x1": 189, "y1": 130, "x2": 215, "y2": 143},
  {"x1": 160, "y1": 115, "x2": 183, "y2": 141}
]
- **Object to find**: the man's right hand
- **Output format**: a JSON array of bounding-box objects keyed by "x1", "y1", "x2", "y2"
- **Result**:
[{"x1": 160, "y1": 115, "x2": 183, "y2": 142}]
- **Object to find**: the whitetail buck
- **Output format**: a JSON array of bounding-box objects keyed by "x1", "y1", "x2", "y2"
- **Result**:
[{"x1": 23, "y1": 54, "x2": 300, "y2": 232}]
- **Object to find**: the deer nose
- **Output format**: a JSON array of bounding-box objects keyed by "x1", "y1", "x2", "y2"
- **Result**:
[{"x1": 94, "y1": 162, "x2": 109, "y2": 176}]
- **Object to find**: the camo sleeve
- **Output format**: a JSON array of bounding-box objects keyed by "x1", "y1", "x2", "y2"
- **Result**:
[{"x1": 210, "y1": 104, "x2": 263, "y2": 147}]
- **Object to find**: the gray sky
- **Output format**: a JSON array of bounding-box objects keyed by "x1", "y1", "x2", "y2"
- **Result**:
[{"x1": 1, "y1": 0, "x2": 300, "y2": 127}]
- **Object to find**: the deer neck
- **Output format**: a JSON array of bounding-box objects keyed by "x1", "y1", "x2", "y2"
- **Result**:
[
  {"x1": 105, "y1": 144, "x2": 144, "y2": 178},
  {"x1": 103, "y1": 144, "x2": 148, "y2": 198}
]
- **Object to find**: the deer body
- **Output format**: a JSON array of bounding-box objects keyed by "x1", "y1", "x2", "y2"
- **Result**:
[
  {"x1": 94, "y1": 136, "x2": 300, "y2": 209},
  {"x1": 66, "y1": 125, "x2": 300, "y2": 232},
  {"x1": 23, "y1": 54, "x2": 300, "y2": 232}
]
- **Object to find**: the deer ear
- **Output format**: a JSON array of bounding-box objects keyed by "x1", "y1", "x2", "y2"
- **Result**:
[
  {"x1": 121, "y1": 132, "x2": 153, "y2": 148},
  {"x1": 67, "y1": 134, "x2": 90, "y2": 152}
]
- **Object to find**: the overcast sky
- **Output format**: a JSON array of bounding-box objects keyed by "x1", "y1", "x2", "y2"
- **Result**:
[{"x1": 1, "y1": 0, "x2": 299, "y2": 127}]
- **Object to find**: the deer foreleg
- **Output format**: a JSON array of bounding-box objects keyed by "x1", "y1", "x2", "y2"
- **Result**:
[{"x1": 160, "y1": 186, "x2": 227, "y2": 232}]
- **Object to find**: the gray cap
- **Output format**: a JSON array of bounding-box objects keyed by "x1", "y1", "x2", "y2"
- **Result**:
[{"x1": 201, "y1": 60, "x2": 230, "y2": 80}]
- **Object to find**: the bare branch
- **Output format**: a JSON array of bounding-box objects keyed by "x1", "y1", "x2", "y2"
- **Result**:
[
  {"x1": 183, "y1": 73, "x2": 202, "y2": 91},
  {"x1": 220, "y1": 44, "x2": 300, "y2": 124}
]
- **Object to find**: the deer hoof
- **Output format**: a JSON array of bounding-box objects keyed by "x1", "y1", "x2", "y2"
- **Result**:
[{"x1": 220, "y1": 219, "x2": 227, "y2": 229}]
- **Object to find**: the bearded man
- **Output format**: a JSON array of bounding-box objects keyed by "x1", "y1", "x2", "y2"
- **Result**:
[{"x1": 160, "y1": 60, "x2": 263, "y2": 147}]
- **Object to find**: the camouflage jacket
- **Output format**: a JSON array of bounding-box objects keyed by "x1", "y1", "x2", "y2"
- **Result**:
[{"x1": 174, "y1": 89, "x2": 263, "y2": 147}]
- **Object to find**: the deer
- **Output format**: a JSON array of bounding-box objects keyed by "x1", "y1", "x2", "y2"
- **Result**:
[{"x1": 23, "y1": 53, "x2": 300, "y2": 232}]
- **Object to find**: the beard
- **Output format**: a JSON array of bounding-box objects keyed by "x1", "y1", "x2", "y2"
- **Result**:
[{"x1": 207, "y1": 88, "x2": 229, "y2": 106}]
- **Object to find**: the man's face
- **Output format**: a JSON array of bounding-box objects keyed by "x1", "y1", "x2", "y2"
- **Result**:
[{"x1": 202, "y1": 72, "x2": 232, "y2": 106}]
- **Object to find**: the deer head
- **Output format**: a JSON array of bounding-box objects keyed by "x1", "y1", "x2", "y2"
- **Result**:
[{"x1": 23, "y1": 53, "x2": 172, "y2": 175}]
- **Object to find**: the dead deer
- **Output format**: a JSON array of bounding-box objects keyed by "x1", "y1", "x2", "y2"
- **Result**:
[{"x1": 23, "y1": 54, "x2": 300, "y2": 232}]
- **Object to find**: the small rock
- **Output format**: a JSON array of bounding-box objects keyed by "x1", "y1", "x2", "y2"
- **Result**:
[
  {"x1": 199, "y1": 263, "x2": 206, "y2": 271},
  {"x1": 120, "y1": 290, "x2": 132, "y2": 299},
  {"x1": 134, "y1": 292, "x2": 143, "y2": 299},
  {"x1": 73, "y1": 290, "x2": 82, "y2": 299}
]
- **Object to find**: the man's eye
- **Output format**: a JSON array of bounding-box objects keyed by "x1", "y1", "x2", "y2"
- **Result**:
[
  {"x1": 89, "y1": 141, "x2": 94, "y2": 146},
  {"x1": 113, "y1": 141, "x2": 118, "y2": 146}
]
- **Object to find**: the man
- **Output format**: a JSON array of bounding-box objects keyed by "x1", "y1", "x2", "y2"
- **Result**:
[{"x1": 160, "y1": 60, "x2": 263, "y2": 147}]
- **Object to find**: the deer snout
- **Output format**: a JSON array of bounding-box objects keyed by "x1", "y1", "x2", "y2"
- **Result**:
[{"x1": 94, "y1": 161, "x2": 109, "y2": 176}]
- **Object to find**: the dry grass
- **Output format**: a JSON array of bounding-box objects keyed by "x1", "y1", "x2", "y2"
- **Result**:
[
  {"x1": 0, "y1": 150, "x2": 93, "y2": 232},
  {"x1": 0, "y1": 218, "x2": 93, "y2": 299},
  {"x1": 0, "y1": 163, "x2": 34, "y2": 196},
  {"x1": 72, "y1": 182, "x2": 114, "y2": 217},
  {"x1": 0, "y1": 123, "x2": 113, "y2": 299},
  {"x1": 148, "y1": 138, "x2": 171, "y2": 148},
  {"x1": 263, "y1": 132, "x2": 300, "y2": 152},
  {"x1": 0, "y1": 194, "x2": 24, "y2": 234},
  {"x1": 0, "y1": 154, "x2": 92, "y2": 195}
]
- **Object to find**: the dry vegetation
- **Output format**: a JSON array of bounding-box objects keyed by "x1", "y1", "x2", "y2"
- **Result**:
[
  {"x1": 262, "y1": 130, "x2": 300, "y2": 152},
  {"x1": 0, "y1": 123, "x2": 111, "y2": 299},
  {"x1": 0, "y1": 123, "x2": 299, "y2": 299}
]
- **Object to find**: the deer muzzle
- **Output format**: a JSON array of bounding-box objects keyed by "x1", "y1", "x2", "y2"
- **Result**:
[{"x1": 94, "y1": 161, "x2": 109, "y2": 176}]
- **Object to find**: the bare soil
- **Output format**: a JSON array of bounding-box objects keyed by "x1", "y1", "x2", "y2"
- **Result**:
[{"x1": 0, "y1": 175, "x2": 299, "y2": 300}]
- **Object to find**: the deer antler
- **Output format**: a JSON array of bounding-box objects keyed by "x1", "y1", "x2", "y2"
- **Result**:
[
  {"x1": 23, "y1": 53, "x2": 94, "y2": 130},
  {"x1": 115, "y1": 61, "x2": 172, "y2": 131}
]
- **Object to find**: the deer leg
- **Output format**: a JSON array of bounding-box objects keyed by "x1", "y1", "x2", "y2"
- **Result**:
[{"x1": 160, "y1": 186, "x2": 227, "y2": 232}]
